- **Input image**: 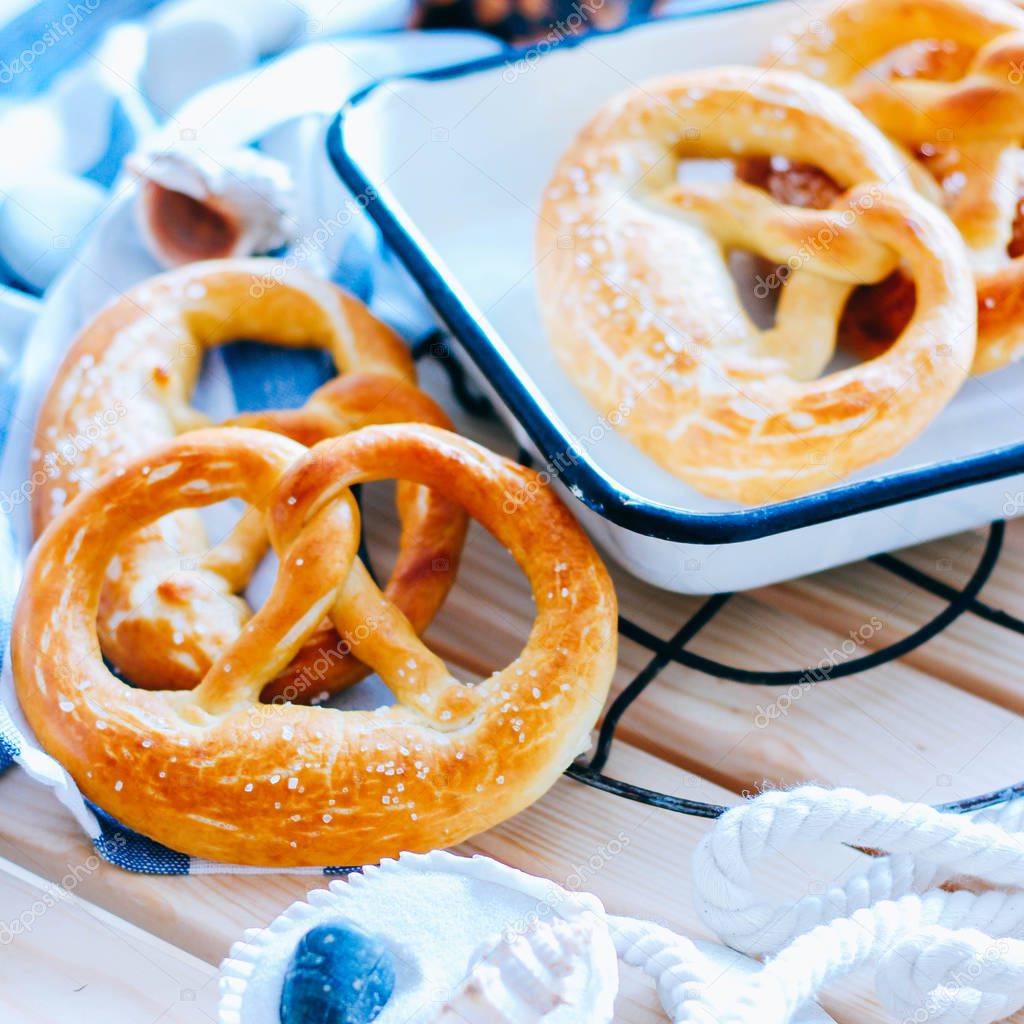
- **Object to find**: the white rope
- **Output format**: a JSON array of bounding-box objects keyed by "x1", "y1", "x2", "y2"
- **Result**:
[
  {"x1": 694, "y1": 787, "x2": 1024, "y2": 953},
  {"x1": 613, "y1": 786, "x2": 1024, "y2": 1024}
]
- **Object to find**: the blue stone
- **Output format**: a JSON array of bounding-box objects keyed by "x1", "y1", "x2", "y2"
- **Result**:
[{"x1": 280, "y1": 923, "x2": 395, "y2": 1024}]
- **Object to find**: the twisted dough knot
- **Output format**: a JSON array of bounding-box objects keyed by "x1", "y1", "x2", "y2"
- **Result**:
[
  {"x1": 231, "y1": 372, "x2": 467, "y2": 703},
  {"x1": 775, "y1": 0, "x2": 1024, "y2": 148},
  {"x1": 31, "y1": 259, "x2": 465, "y2": 702},
  {"x1": 772, "y1": 0, "x2": 1024, "y2": 372},
  {"x1": 537, "y1": 66, "x2": 975, "y2": 503},
  {"x1": 13, "y1": 424, "x2": 617, "y2": 865}
]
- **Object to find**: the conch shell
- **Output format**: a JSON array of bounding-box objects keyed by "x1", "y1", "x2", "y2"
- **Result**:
[
  {"x1": 434, "y1": 915, "x2": 611, "y2": 1023},
  {"x1": 128, "y1": 145, "x2": 295, "y2": 267}
]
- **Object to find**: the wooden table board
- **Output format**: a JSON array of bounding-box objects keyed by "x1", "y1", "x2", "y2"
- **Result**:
[
  {"x1": 2, "y1": 366, "x2": 1022, "y2": 1023},
  {"x1": 0, "y1": 857, "x2": 218, "y2": 1024}
]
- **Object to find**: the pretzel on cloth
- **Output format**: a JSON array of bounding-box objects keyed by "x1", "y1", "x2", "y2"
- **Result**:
[
  {"x1": 12, "y1": 425, "x2": 618, "y2": 865},
  {"x1": 765, "y1": 0, "x2": 1024, "y2": 373},
  {"x1": 31, "y1": 259, "x2": 466, "y2": 702},
  {"x1": 536, "y1": 66, "x2": 976, "y2": 504}
]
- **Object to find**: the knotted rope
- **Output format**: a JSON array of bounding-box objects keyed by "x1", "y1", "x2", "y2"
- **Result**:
[{"x1": 611, "y1": 786, "x2": 1024, "y2": 1023}]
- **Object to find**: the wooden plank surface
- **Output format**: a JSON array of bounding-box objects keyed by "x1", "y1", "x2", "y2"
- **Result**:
[
  {"x1": 0, "y1": 742, "x2": 877, "y2": 1023},
  {"x1": 0, "y1": 856, "x2": 217, "y2": 1024},
  {"x1": 2, "y1": 366, "x2": 1023, "y2": 1022}
]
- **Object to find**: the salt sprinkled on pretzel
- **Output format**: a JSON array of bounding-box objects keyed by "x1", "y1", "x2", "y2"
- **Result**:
[
  {"x1": 537, "y1": 66, "x2": 976, "y2": 503},
  {"x1": 770, "y1": 0, "x2": 1024, "y2": 373},
  {"x1": 13, "y1": 425, "x2": 617, "y2": 865},
  {"x1": 31, "y1": 259, "x2": 466, "y2": 701}
]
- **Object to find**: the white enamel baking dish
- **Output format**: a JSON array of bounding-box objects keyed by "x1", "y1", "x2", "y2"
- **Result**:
[{"x1": 329, "y1": 1, "x2": 1024, "y2": 593}]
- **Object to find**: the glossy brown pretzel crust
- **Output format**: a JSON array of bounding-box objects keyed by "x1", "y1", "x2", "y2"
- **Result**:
[
  {"x1": 14, "y1": 425, "x2": 618, "y2": 865},
  {"x1": 31, "y1": 259, "x2": 466, "y2": 699}
]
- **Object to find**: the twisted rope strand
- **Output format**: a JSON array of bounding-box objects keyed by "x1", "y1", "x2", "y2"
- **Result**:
[
  {"x1": 616, "y1": 787, "x2": 1024, "y2": 1023},
  {"x1": 695, "y1": 787, "x2": 1024, "y2": 954}
]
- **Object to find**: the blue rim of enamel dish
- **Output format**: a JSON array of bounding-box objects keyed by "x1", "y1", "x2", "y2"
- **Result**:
[{"x1": 326, "y1": 0, "x2": 1024, "y2": 546}]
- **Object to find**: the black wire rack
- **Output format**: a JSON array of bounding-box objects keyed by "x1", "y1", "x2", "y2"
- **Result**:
[{"x1": 410, "y1": 334, "x2": 1024, "y2": 822}]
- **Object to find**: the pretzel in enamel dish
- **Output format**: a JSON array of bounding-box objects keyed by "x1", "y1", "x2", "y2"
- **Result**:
[
  {"x1": 536, "y1": 66, "x2": 976, "y2": 504},
  {"x1": 765, "y1": 0, "x2": 1024, "y2": 374},
  {"x1": 13, "y1": 424, "x2": 617, "y2": 865},
  {"x1": 32, "y1": 259, "x2": 466, "y2": 702}
]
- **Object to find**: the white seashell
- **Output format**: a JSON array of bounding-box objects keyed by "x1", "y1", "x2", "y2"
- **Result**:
[
  {"x1": 141, "y1": 0, "x2": 305, "y2": 116},
  {"x1": 235, "y1": 0, "x2": 306, "y2": 56},
  {"x1": 127, "y1": 144, "x2": 296, "y2": 268},
  {"x1": 218, "y1": 851, "x2": 618, "y2": 1024},
  {"x1": 47, "y1": 65, "x2": 119, "y2": 175},
  {"x1": 433, "y1": 915, "x2": 610, "y2": 1023},
  {"x1": 142, "y1": 1, "x2": 256, "y2": 115},
  {"x1": 0, "y1": 67, "x2": 116, "y2": 187},
  {"x1": 0, "y1": 104, "x2": 66, "y2": 187},
  {"x1": 0, "y1": 173, "x2": 107, "y2": 293}
]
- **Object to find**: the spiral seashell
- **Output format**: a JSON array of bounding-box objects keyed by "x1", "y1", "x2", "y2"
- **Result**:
[
  {"x1": 128, "y1": 144, "x2": 296, "y2": 268},
  {"x1": 434, "y1": 915, "x2": 609, "y2": 1023}
]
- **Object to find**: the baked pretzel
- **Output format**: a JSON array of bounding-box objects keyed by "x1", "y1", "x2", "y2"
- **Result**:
[
  {"x1": 12, "y1": 425, "x2": 617, "y2": 865},
  {"x1": 32, "y1": 260, "x2": 465, "y2": 701},
  {"x1": 537, "y1": 67, "x2": 976, "y2": 503},
  {"x1": 767, "y1": 0, "x2": 1024, "y2": 373}
]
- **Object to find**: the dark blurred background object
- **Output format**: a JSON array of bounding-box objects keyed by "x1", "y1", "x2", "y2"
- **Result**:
[{"x1": 412, "y1": 0, "x2": 660, "y2": 42}]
